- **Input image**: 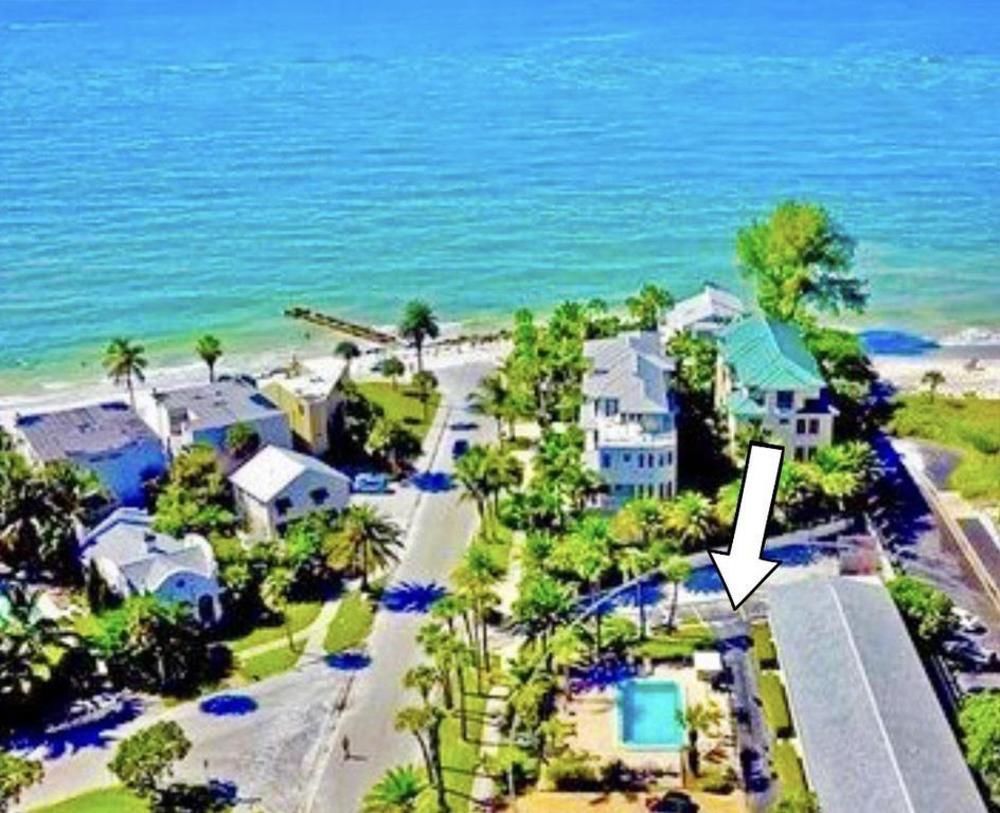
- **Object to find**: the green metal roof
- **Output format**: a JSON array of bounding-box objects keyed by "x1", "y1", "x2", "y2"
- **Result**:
[
  {"x1": 726, "y1": 391, "x2": 767, "y2": 418},
  {"x1": 719, "y1": 315, "x2": 825, "y2": 391}
]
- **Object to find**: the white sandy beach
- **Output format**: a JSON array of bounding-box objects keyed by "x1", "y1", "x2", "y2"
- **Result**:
[{"x1": 872, "y1": 348, "x2": 1000, "y2": 399}]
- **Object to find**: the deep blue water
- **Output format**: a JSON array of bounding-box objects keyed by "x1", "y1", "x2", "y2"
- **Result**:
[{"x1": 1, "y1": 0, "x2": 998, "y2": 384}]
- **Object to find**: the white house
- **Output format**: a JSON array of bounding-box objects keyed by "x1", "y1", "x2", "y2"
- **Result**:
[
  {"x1": 662, "y1": 283, "x2": 745, "y2": 338},
  {"x1": 580, "y1": 331, "x2": 679, "y2": 509},
  {"x1": 141, "y1": 378, "x2": 292, "y2": 463},
  {"x1": 229, "y1": 445, "x2": 351, "y2": 538},
  {"x1": 13, "y1": 402, "x2": 167, "y2": 508},
  {"x1": 79, "y1": 508, "x2": 222, "y2": 624}
]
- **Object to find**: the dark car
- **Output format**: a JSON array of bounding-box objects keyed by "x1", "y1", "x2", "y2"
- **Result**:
[{"x1": 451, "y1": 439, "x2": 470, "y2": 459}]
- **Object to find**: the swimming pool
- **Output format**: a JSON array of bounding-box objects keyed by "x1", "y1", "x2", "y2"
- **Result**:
[{"x1": 618, "y1": 678, "x2": 685, "y2": 749}]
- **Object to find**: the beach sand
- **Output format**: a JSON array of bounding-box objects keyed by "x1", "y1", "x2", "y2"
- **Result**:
[{"x1": 872, "y1": 345, "x2": 1000, "y2": 399}]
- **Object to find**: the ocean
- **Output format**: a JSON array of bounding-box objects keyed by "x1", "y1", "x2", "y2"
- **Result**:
[{"x1": 1, "y1": 0, "x2": 998, "y2": 392}]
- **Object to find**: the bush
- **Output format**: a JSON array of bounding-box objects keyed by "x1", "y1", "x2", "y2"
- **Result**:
[
  {"x1": 697, "y1": 765, "x2": 738, "y2": 794},
  {"x1": 751, "y1": 622, "x2": 778, "y2": 669},
  {"x1": 773, "y1": 740, "x2": 807, "y2": 796},
  {"x1": 543, "y1": 749, "x2": 599, "y2": 791},
  {"x1": 632, "y1": 621, "x2": 715, "y2": 662},
  {"x1": 759, "y1": 672, "x2": 794, "y2": 738}
]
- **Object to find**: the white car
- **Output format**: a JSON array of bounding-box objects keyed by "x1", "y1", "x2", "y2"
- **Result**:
[{"x1": 954, "y1": 607, "x2": 987, "y2": 635}]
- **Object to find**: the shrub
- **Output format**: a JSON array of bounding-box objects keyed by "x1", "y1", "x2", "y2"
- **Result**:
[
  {"x1": 751, "y1": 622, "x2": 778, "y2": 669},
  {"x1": 773, "y1": 740, "x2": 807, "y2": 796},
  {"x1": 697, "y1": 765, "x2": 738, "y2": 794},
  {"x1": 759, "y1": 672, "x2": 794, "y2": 738},
  {"x1": 543, "y1": 749, "x2": 599, "y2": 791}
]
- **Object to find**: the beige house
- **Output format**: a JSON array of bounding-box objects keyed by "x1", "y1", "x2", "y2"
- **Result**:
[
  {"x1": 230, "y1": 445, "x2": 351, "y2": 537},
  {"x1": 715, "y1": 315, "x2": 836, "y2": 461},
  {"x1": 260, "y1": 358, "x2": 348, "y2": 456}
]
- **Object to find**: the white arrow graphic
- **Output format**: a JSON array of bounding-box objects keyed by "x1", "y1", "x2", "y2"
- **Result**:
[{"x1": 709, "y1": 442, "x2": 784, "y2": 610}]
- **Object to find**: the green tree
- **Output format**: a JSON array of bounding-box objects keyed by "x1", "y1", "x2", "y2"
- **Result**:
[
  {"x1": 663, "y1": 491, "x2": 716, "y2": 551},
  {"x1": 512, "y1": 572, "x2": 574, "y2": 648},
  {"x1": 379, "y1": 356, "x2": 406, "y2": 390},
  {"x1": 399, "y1": 300, "x2": 440, "y2": 374},
  {"x1": 154, "y1": 445, "x2": 235, "y2": 537},
  {"x1": 0, "y1": 752, "x2": 43, "y2": 813},
  {"x1": 363, "y1": 764, "x2": 426, "y2": 813},
  {"x1": 958, "y1": 692, "x2": 1000, "y2": 802},
  {"x1": 452, "y1": 540, "x2": 505, "y2": 679},
  {"x1": 626, "y1": 283, "x2": 674, "y2": 330},
  {"x1": 225, "y1": 421, "x2": 260, "y2": 461},
  {"x1": 617, "y1": 547, "x2": 654, "y2": 640},
  {"x1": 660, "y1": 554, "x2": 693, "y2": 630},
  {"x1": 411, "y1": 370, "x2": 439, "y2": 421},
  {"x1": 366, "y1": 417, "x2": 421, "y2": 474},
  {"x1": 888, "y1": 576, "x2": 955, "y2": 645},
  {"x1": 395, "y1": 704, "x2": 447, "y2": 812},
  {"x1": 453, "y1": 445, "x2": 491, "y2": 518},
  {"x1": 736, "y1": 200, "x2": 865, "y2": 324},
  {"x1": 261, "y1": 566, "x2": 296, "y2": 652},
  {"x1": 552, "y1": 517, "x2": 612, "y2": 653},
  {"x1": 921, "y1": 369, "x2": 945, "y2": 401},
  {"x1": 667, "y1": 330, "x2": 717, "y2": 395},
  {"x1": 677, "y1": 699, "x2": 722, "y2": 777},
  {"x1": 102, "y1": 337, "x2": 148, "y2": 406},
  {"x1": 195, "y1": 334, "x2": 223, "y2": 382},
  {"x1": 108, "y1": 720, "x2": 191, "y2": 800},
  {"x1": 335, "y1": 340, "x2": 362, "y2": 376},
  {"x1": 329, "y1": 505, "x2": 403, "y2": 591},
  {"x1": 467, "y1": 372, "x2": 514, "y2": 439},
  {"x1": 774, "y1": 791, "x2": 821, "y2": 813}
]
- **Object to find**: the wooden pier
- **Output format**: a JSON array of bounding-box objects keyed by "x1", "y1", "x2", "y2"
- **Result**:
[{"x1": 284, "y1": 306, "x2": 398, "y2": 345}]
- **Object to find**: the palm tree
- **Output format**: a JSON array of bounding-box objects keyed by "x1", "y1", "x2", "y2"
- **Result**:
[
  {"x1": 467, "y1": 373, "x2": 512, "y2": 439},
  {"x1": 484, "y1": 446, "x2": 524, "y2": 514},
  {"x1": 546, "y1": 625, "x2": 587, "y2": 698},
  {"x1": 363, "y1": 764, "x2": 426, "y2": 813},
  {"x1": 411, "y1": 370, "x2": 438, "y2": 421},
  {"x1": 611, "y1": 497, "x2": 667, "y2": 548},
  {"x1": 102, "y1": 337, "x2": 147, "y2": 406},
  {"x1": 366, "y1": 417, "x2": 421, "y2": 474},
  {"x1": 452, "y1": 541, "x2": 505, "y2": 677},
  {"x1": 713, "y1": 480, "x2": 741, "y2": 529},
  {"x1": 260, "y1": 567, "x2": 296, "y2": 652},
  {"x1": 453, "y1": 445, "x2": 491, "y2": 518},
  {"x1": 394, "y1": 704, "x2": 446, "y2": 810},
  {"x1": 195, "y1": 334, "x2": 223, "y2": 382},
  {"x1": 664, "y1": 491, "x2": 716, "y2": 552},
  {"x1": 511, "y1": 572, "x2": 574, "y2": 648},
  {"x1": 416, "y1": 622, "x2": 456, "y2": 711},
  {"x1": 660, "y1": 554, "x2": 692, "y2": 630},
  {"x1": 625, "y1": 283, "x2": 674, "y2": 330},
  {"x1": 335, "y1": 340, "x2": 362, "y2": 373},
  {"x1": 380, "y1": 356, "x2": 406, "y2": 390},
  {"x1": 399, "y1": 300, "x2": 440, "y2": 373},
  {"x1": 402, "y1": 664, "x2": 438, "y2": 704},
  {"x1": 330, "y1": 505, "x2": 404, "y2": 591},
  {"x1": 921, "y1": 368, "x2": 945, "y2": 401},
  {"x1": 678, "y1": 699, "x2": 723, "y2": 776},
  {"x1": 617, "y1": 547, "x2": 654, "y2": 640},
  {"x1": 554, "y1": 517, "x2": 612, "y2": 653}
]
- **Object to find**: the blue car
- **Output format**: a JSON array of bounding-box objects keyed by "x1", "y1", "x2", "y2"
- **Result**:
[{"x1": 352, "y1": 473, "x2": 389, "y2": 494}]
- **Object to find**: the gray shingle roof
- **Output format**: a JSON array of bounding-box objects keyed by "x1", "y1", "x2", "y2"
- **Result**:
[
  {"x1": 582, "y1": 332, "x2": 676, "y2": 413},
  {"x1": 15, "y1": 401, "x2": 159, "y2": 462},
  {"x1": 152, "y1": 380, "x2": 282, "y2": 432},
  {"x1": 768, "y1": 577, "x2": 987, "y2": 813}
]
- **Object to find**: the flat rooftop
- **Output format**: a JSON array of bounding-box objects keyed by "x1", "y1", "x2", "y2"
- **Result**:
[
  {"x1": 768, "y1": 577, "x2": 987, "y2": 813},
  {"x1": 15, "y1": 401, "x2": 160, "y2": 461},
  {"x1": 152, "y1": 380, "x2": 283, "y2": 431}
]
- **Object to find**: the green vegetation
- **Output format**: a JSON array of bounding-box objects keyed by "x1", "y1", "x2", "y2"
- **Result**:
[
  {"x1": 327, "y1": 505, "x2": 405, "y2": 592},
  {"x1": 632, "y1": 621, "x2": 714, "y2": 661},
  {"x1": 1, "y1": 750, "x2": 43, "y2": 811},
  {"x1": 889, "y1": 394, "x2": 1000, "y2": 503},
  {"x1": 153, "y1": 444, "x2": 236, "y2": 537},
  {"x1": 237, "y1": 640, "x2": 303, "y2": 682},
  {"x1": 773, "y1": 741, "x2": 808, "y2": 798},
  {"x1": 324, "y1": 592, "x2": 375, "y2": 654},
  {"x1": 225, "y1": 600, "x2": 322, "y2": 653},
  {"x1": 398, "y1": 300, "x2": 440, "y2": 373},
  {"x1": 194, "y1": 334, "x2": 223, "y2": 383},
  {"x1": 751, "y1": 622, "x2": 778, "y2": 669},
  {"x1": 759, "y1": 672, "x2": 794, "y2": 738},
  {"x1": 888, "y1": 575, "x2": 955, "y2": 645},
  {"x1": 356, "y1": 380, "x2": 440, "y2": 444},
  {"x1": 102, "y1": 337, "x2": 147, "y2": 407},
  {"x1": 108, "y1": 721, "x2": 190, "y2": 800},
  {"x1": 29, "y1": 787, "x2": 146, "y2": 813},
  {"x1": 958, "y1": 691, "x2": 1000, "y2": 804},
  {"x1": 438, "y1": 667, "x2": 492, "y2": 811}
]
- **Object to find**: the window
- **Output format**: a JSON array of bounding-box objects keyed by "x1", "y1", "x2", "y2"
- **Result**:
[
  {"x1": 794, "y1": 447, "x2": 805, "y2": 462},
  {"x1": 807, "y1": 446, "x2": 818, "y2": 460},
  {"x1": 667, "y1": 452, "x2": 673, "y2": 465},
  {"x1": 601, "y1": 452, "x2": 611, "y2": 469},
  {"x1": 638, "y1": 455, "x2": 644, "y2": 469},
  {"x1": 658, "y1": 454, "x2": 665, "y2": 466},
  {"x1": 776, "y1": 391, "x2": 794, "y2": 411},
  {"x1": 809, "y1": 418, "x2": 820, "y2": 435},
  {"x1": 667, "y1": 481, "x2": 674, "y2": 498},
  {"x1": 796, "y1": 418, "x2": 807, "y2": 434},
  {"x1": 605, "y1": 398, "x2": 619, "y2": 417},
  {"x1": 275, "y1": 496, "x2": 293, "y2": 516},
  {"x1": 310, "y1": 487, "x2": 329, "y2": 506},
  {"x1": 623, "y1": 453, "x2": 631, "y2": 463}
]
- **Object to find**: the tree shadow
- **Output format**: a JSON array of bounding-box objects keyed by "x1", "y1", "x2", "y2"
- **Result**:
[
  {"x1": 409, "y1": 471, "x2": 454, "y2": 493},
  {"x1": 380, "y1": 581, "x2": 448, "y2": 614},
  {"x1": 6, "y1": 694, "x2": 145, "y2": 760},
  {"x1": 156, "y1": 779, "x2": 238, "y2": 812},
  {"x1": 325, "y1": 651, "x2": 372, "y2": 671},
  {"x1": 569, "y1": 660, "x2": 638, "y2": 694},
  {"x1": 199, "y1": 694, "x2": 259, "y2": 717}
]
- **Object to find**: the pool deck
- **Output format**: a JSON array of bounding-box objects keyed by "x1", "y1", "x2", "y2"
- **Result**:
[{"x1": 561, "y1": 663, "x2": 734, "y2": 784}]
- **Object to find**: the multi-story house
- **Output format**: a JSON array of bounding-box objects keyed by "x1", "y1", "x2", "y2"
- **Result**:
[
  {"x1": 260, "y1": 357, "x2": 347, "y2": 456},
  {"x1": 715, "y1": 314, "x2": 836, "y2": 461},
  {"x1": 580, "y1": 331, "x2": 679, "y2": 508}
]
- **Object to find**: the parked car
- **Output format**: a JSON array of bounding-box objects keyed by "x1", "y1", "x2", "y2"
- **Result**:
[
  {"x1": 942, "y1": 638, "x2": 999, "y2": 672},
  {"x1": 954, "y1": 607, "x2": 987, "y2": 635},
  {"x1": 451, "y1": 439, "x2": 470, "y2": 459},
  {"x1": 352, "y1": 472, "x2": 389, "y2": 494}
]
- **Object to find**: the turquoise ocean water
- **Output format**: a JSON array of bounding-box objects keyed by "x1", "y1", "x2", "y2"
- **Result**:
[{"x1": 1, "y1": 0, "x2": 998, "y2": 390}]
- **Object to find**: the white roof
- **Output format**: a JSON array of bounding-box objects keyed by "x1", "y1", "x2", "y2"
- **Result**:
[
  {"x1": 582, "y1": 331, "x2": 676, "y2": 415},
  {"x1": 79, "y1": 508, "x2": 216, "y2": 595},
  {"x1": 230, "y1": 445, "x2": 351, "y2": 502},
  {"x1": 664, "y1": 283, "x2": 745, "y2": 333},
  {"x1": 261, "y1": 357, "x2": 347, "y2": 401},
  {"x1": 693, "y1": 650, "x2": 723, "y2": 673}
]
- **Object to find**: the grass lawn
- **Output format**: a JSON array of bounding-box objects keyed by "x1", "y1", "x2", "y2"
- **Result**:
[
  {"x1": 29, "y1": 787, "x2": 146, "y2": 813},
  {"x1": 890, "y1": 394, "x2": 1000, "y2": 503},
  {"x1": 632, "y1": 620, "x2": 715, "y2": 661},
  {"x1": 759, "y1": 672, "x2": 794, "y2": 738},
  {"x1": 223, "y1": 600, "x2": 322, "y2": 654},
  {"x1": 323, "y1": 591, "x2": 375, "y2": 654},
  {"x1": 750, "y1": 622, "x2": 778, "y2": 669},
  {"x1": 236, "y1": 637, "x2": 306, "y2": 682},
  {"x1": 356, "y1": 380, "x2": 441, "y2": 442},
  {"x1": 440, "y1": 668, "x2": 493, "y2": 812},
  {"x1": 773, "y1": 740, "x2": 808, "y2": 797}
]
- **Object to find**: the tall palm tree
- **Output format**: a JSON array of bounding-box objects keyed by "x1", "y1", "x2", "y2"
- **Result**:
[
  {"x1": 660, "y1": 554, "x2": 692, "y2": 630},
  {"x1": 546, "y1": 625, "x2": 587, "y2": 698},
  {"x1": 554, "y1": 517, "x2": 612, "y2": 653},
  {"x1": 102, "y1": 337, "x2": 147, "y2": 406},
  {"x1": 511, "y1": 572, "x2": 574, "y2": 648},
  {"x1": 329, "y1": 505, "x2": 404, "y2": 591},
  {"x1": 335, "y1": 340, "x2": 362, "y2": 374},
  {"x1": 260, "y1": 566, "x2": 295, "y2": 652},
  {"x1": 453, "y1": 446, "x2": 491, "y2": 518},
  {"x1": 363, "y1": 764, "x2": 426, "y2": 813},
  {"x1": 416, "y1": 622, "x2": 456, "y2": 711},
  {"x1": 664, "y1": 491, "x2": 716, "y2": 552},
  {"x1": 611, "y1": 497, "x2": 667, "y2": 548},
  {"x1": 617, "y1": 547, "x2": 654, "y2": 640},
  {"x1": 394, "y1": 704, "x2": 446, "y2": 810},
  {"x1": 625, "y1": 283, "x2": 674, "y2": 330},
  {"x1": 467, "y1": 373, "x2": 512, "y2": 439},
  {"x1": 402, "y1": 664, "x2": 438, "y2": 705},
  {"x1": 484, "y1": 446, "x2": 524, "y2": 514},
  {"x1": 678, "y1": 699, "x2": 723, "y2": 776},
  {"x1": 452, "y1": 541, "x2": 504, "y2": 677},
  {"x1": 399, "y1": 300, "x2": 440, "y2": 373},
  {"x1": 411, "y1": 370, "x2": 438, "y2": 421},
  {"x1": 195, "y1": 334, "x2": 223, "y2": 382}
]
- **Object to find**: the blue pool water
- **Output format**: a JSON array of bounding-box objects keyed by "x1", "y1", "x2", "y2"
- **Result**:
[{"x1": 618, "y1": 678, "x2": 685, "y2": 749}]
